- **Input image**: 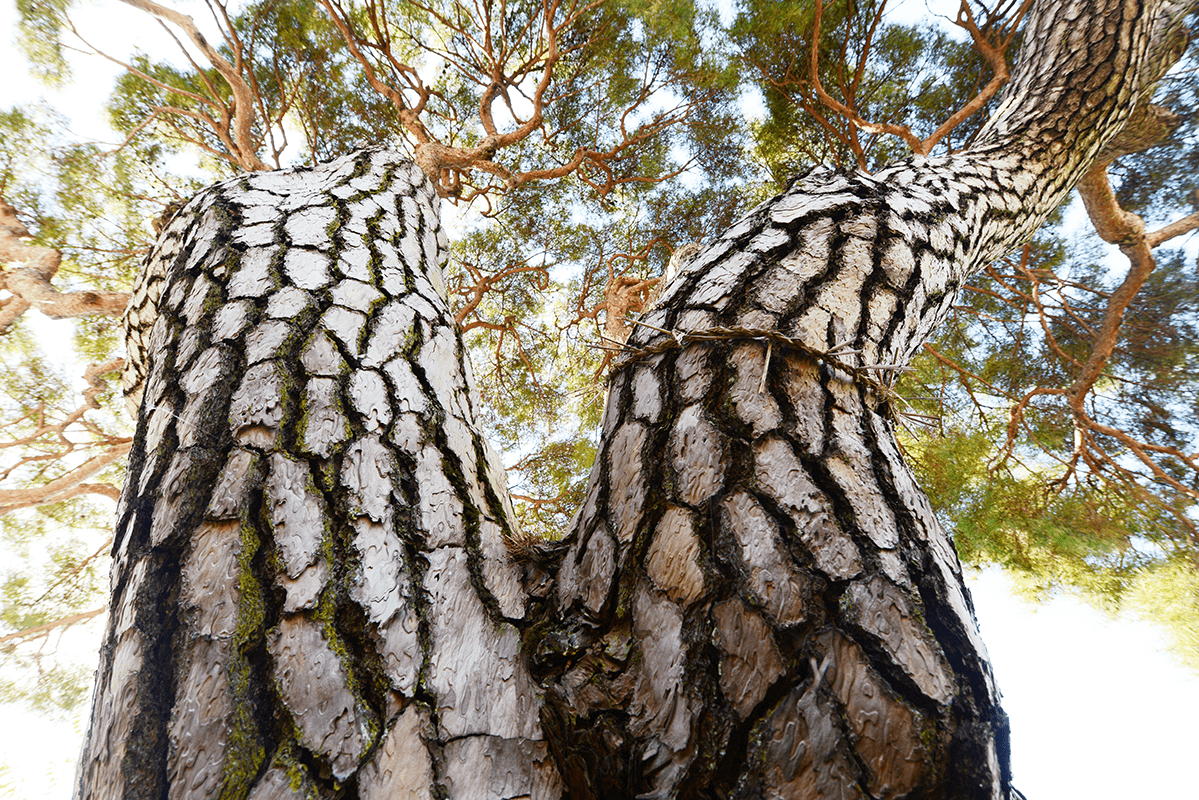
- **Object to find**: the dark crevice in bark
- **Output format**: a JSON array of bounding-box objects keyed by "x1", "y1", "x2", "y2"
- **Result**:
[
  {"x1": 708, "y1": 657, "x2": 801, "y2": 794},
  {"x1": 400, "y1": 537, "x2": 440, "y2": 722},
  {"x1": 329, "y1": 515, "x2": 390, "y2": 738},
  {"x1": 875, "y1": 226, "x2": 925, "y2": 363},
  {"x1": 126, "y1": 553, "x2": 180, "y2": 800},
  {"x1": 541, "y1": 703, "x2": 632, "y2": 799},
  {"x1": 435, "y1": 441, "x2": 503, "y2": 618},
  {"x1": 361, "y1": 210, "x2": 389, "y2": 291},
  {"x1": 795, "y1": 443, "x2": 882, "y2": 576},
  {"x1": 285, "y1": 734, "x2": 335, "y2": 793},
  {"x1": 839, "y1": 612, "x2": 946, "y2": 720},
  {"x1": 863, "y1": 410, "x2": 993, "y2": 714},
  {"x1": 815, "y1": 364, "x2": 840, "y2": 459},
  {"x1": 913, "y1": 556, "x2": 995, "y2": 708},
  {"x1": 855, "y1": 210, "x2": 895, "y2": 356},
  {"x1": 241, "y1": 489, "x2": 284, "y2": 788}
]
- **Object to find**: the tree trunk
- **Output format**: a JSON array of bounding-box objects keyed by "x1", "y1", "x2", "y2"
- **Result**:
[
  {"x1": 75, "y1": 1, "x2": 1189, "y2": 798},
  {"x1": 535, "y1": 2, "x2": 1191, "y2": 796},
  {"x1": 77, "y1": 152, "x2": 559, "y2": 800}
]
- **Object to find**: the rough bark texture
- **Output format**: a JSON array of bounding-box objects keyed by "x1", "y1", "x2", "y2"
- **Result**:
[
  {"x1": 76, "y1": 0, "x2": 1189, "y2": 798},
  {"x1": 80, "y1": 150, "x2": 559, "y2": 800},
  {"x1": 535, "y1": 1, "x2": 1189, "y2": 797}
]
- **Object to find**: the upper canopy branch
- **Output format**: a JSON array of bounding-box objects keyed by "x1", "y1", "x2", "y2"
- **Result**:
[
  {"x1": 72, "y1": 0, "x2": 718, "y2": 203},
  {"x1": 315, "y1": 0, "x2": 701, "y2": 200},
  {"x1": 115, "y1": 0, "x2": 270, "y2": 171},
  {"x1": 805, "y1": 0, "x2": 1034, "y2": 161}
]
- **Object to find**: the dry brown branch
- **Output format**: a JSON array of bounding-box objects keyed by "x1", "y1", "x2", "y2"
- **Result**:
[
  {"x1": 1010, "y1": 246, "x2": 1083, "y2": 369},
  {"x1": 318, "y1": 0, "x2": 433, "y2": 145},
  {"x1": 1147, "y1": 210, "x2": 1199, "y2": 248},
  {"x1": 1071, "y1": 164, "x2": 1158, "y2": 406},
  {"x1": 508, "y1": 489, "x2": 573, "y2": 506},
  {"x1": 0, "y1": 359, "x2": 129, "y2": 515},
  {"x1": 919, "y1": 0, "x2": 1034, "y2": 152},
  {"x1": 0, "y1": 607, "x2": 107, "y2": 647},
  {"x1": 0, "y1": 199, "x2": 61, "y2": 278},
  {"x1": 921, "y1": 343, "x2": 1004, "y2": 396},
  {"x1": 0, "y1": 444, "x2": 131, "y2": 516},
  {"x1": 64, "y1": 12, "x2": 253, "y2": 171},
  {"x1": 560, "y1": 239, "x2": 665, "y2": 372},
  {"x1": 1078, "y1": 412, "x2": 1199, "y2": 500},
  {"x1": 320, "y1": 0, "x2": 696, "y2": 201},
  {"x1": 452, "y1": 258, "x2": 550, "y2": 327},
  {"x1": 1, "y1": 271, "x2": 131, "y2": 323}
]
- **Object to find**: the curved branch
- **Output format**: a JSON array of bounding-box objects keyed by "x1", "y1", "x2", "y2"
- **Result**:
[
  {"x1": 1070, "y1": 164, "x2": 1157, "y2": 408},
  {"x1": 0, "y1": 199, "x2": 61, "y2": 278},
  {"x1": 919, "y1": 0, "x2": 1034, "y2": 152},
  {"x1": 1, "y1": 270, "x2": 131, "y2": 322},
  {"x1": 115, "y1": 0, "x2": 269, "y2": 170},
  {"x1": 809, "y1": 0, "x2": 925, "y2": 154},
  {"x1": 1147, "y1": 210, "x2": 1199, "y2": 248},
  {"x1": 0, "y1": 199, "x2": 131, "y2": 332},
  {"x1": 318, "y1": 0, "x2": 432, "y2": 145}
]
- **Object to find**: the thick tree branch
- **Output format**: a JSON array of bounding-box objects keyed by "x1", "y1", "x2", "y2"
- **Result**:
[
  {"x1": 0, "y1": 199, "x2": 61, "y2": 278},
  {"x1": 1, "y1": 270, "x2": 131, "y2": 322},
  {"x1": 115, "y1": 0, "x2": 269, "y2": 171},
  {"x1": 0, "y1": 199, "x2": 130, "y2": 332},
  {"x1": 1070, "y1": 91, "x2": 1188, "y2": 425},
  {"x1": 1147, "y1": 210, "x2": 1199, "y2": 247}
]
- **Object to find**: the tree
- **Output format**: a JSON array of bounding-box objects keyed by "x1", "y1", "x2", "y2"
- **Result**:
[
  {"x1": 1, "y1": 0, "x2": 741, "y2": 714},
  {"x1": 1, "y1": 0, "x2": 1197, "y2": 796},
  {"x1": 51, "y1": 0, "x2": 1197, "y2": 798},
  {"x1": 6, "y1": 0, "x2": 1194, "y2": 650}
]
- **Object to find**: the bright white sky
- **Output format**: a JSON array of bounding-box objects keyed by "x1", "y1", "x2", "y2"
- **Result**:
[{"x1": 1, "y1": 1, "x2": 1197, "y2": 798}]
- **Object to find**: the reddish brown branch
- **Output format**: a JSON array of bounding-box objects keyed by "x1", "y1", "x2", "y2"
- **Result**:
[
  {"x1": 1070, "y1": 164, "x2": 1157, "y2": 406},
  {"x1": 810, "y1": 0, "x2": 924, "y2": 156}
]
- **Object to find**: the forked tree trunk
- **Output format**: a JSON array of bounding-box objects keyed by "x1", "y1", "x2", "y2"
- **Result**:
[{"x1": 75, "y1": 1, "x2": 1188, "y2": 798}]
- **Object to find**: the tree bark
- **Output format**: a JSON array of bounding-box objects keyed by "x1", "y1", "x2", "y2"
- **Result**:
[
  {"x1": 536, "y1": 0, "x2": 1191, "y2": 797},
  {"x1": 78, "y1": 151, "x2": 558, "y2": 800},
  {"x1": 75, "y1": 0, "x2": 1190, "y2": 798}
]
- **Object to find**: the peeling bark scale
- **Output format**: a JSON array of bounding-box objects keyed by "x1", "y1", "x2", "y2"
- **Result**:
[{"x1": 77, "y1": 1, "x2": 1188, "y2": 798}]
